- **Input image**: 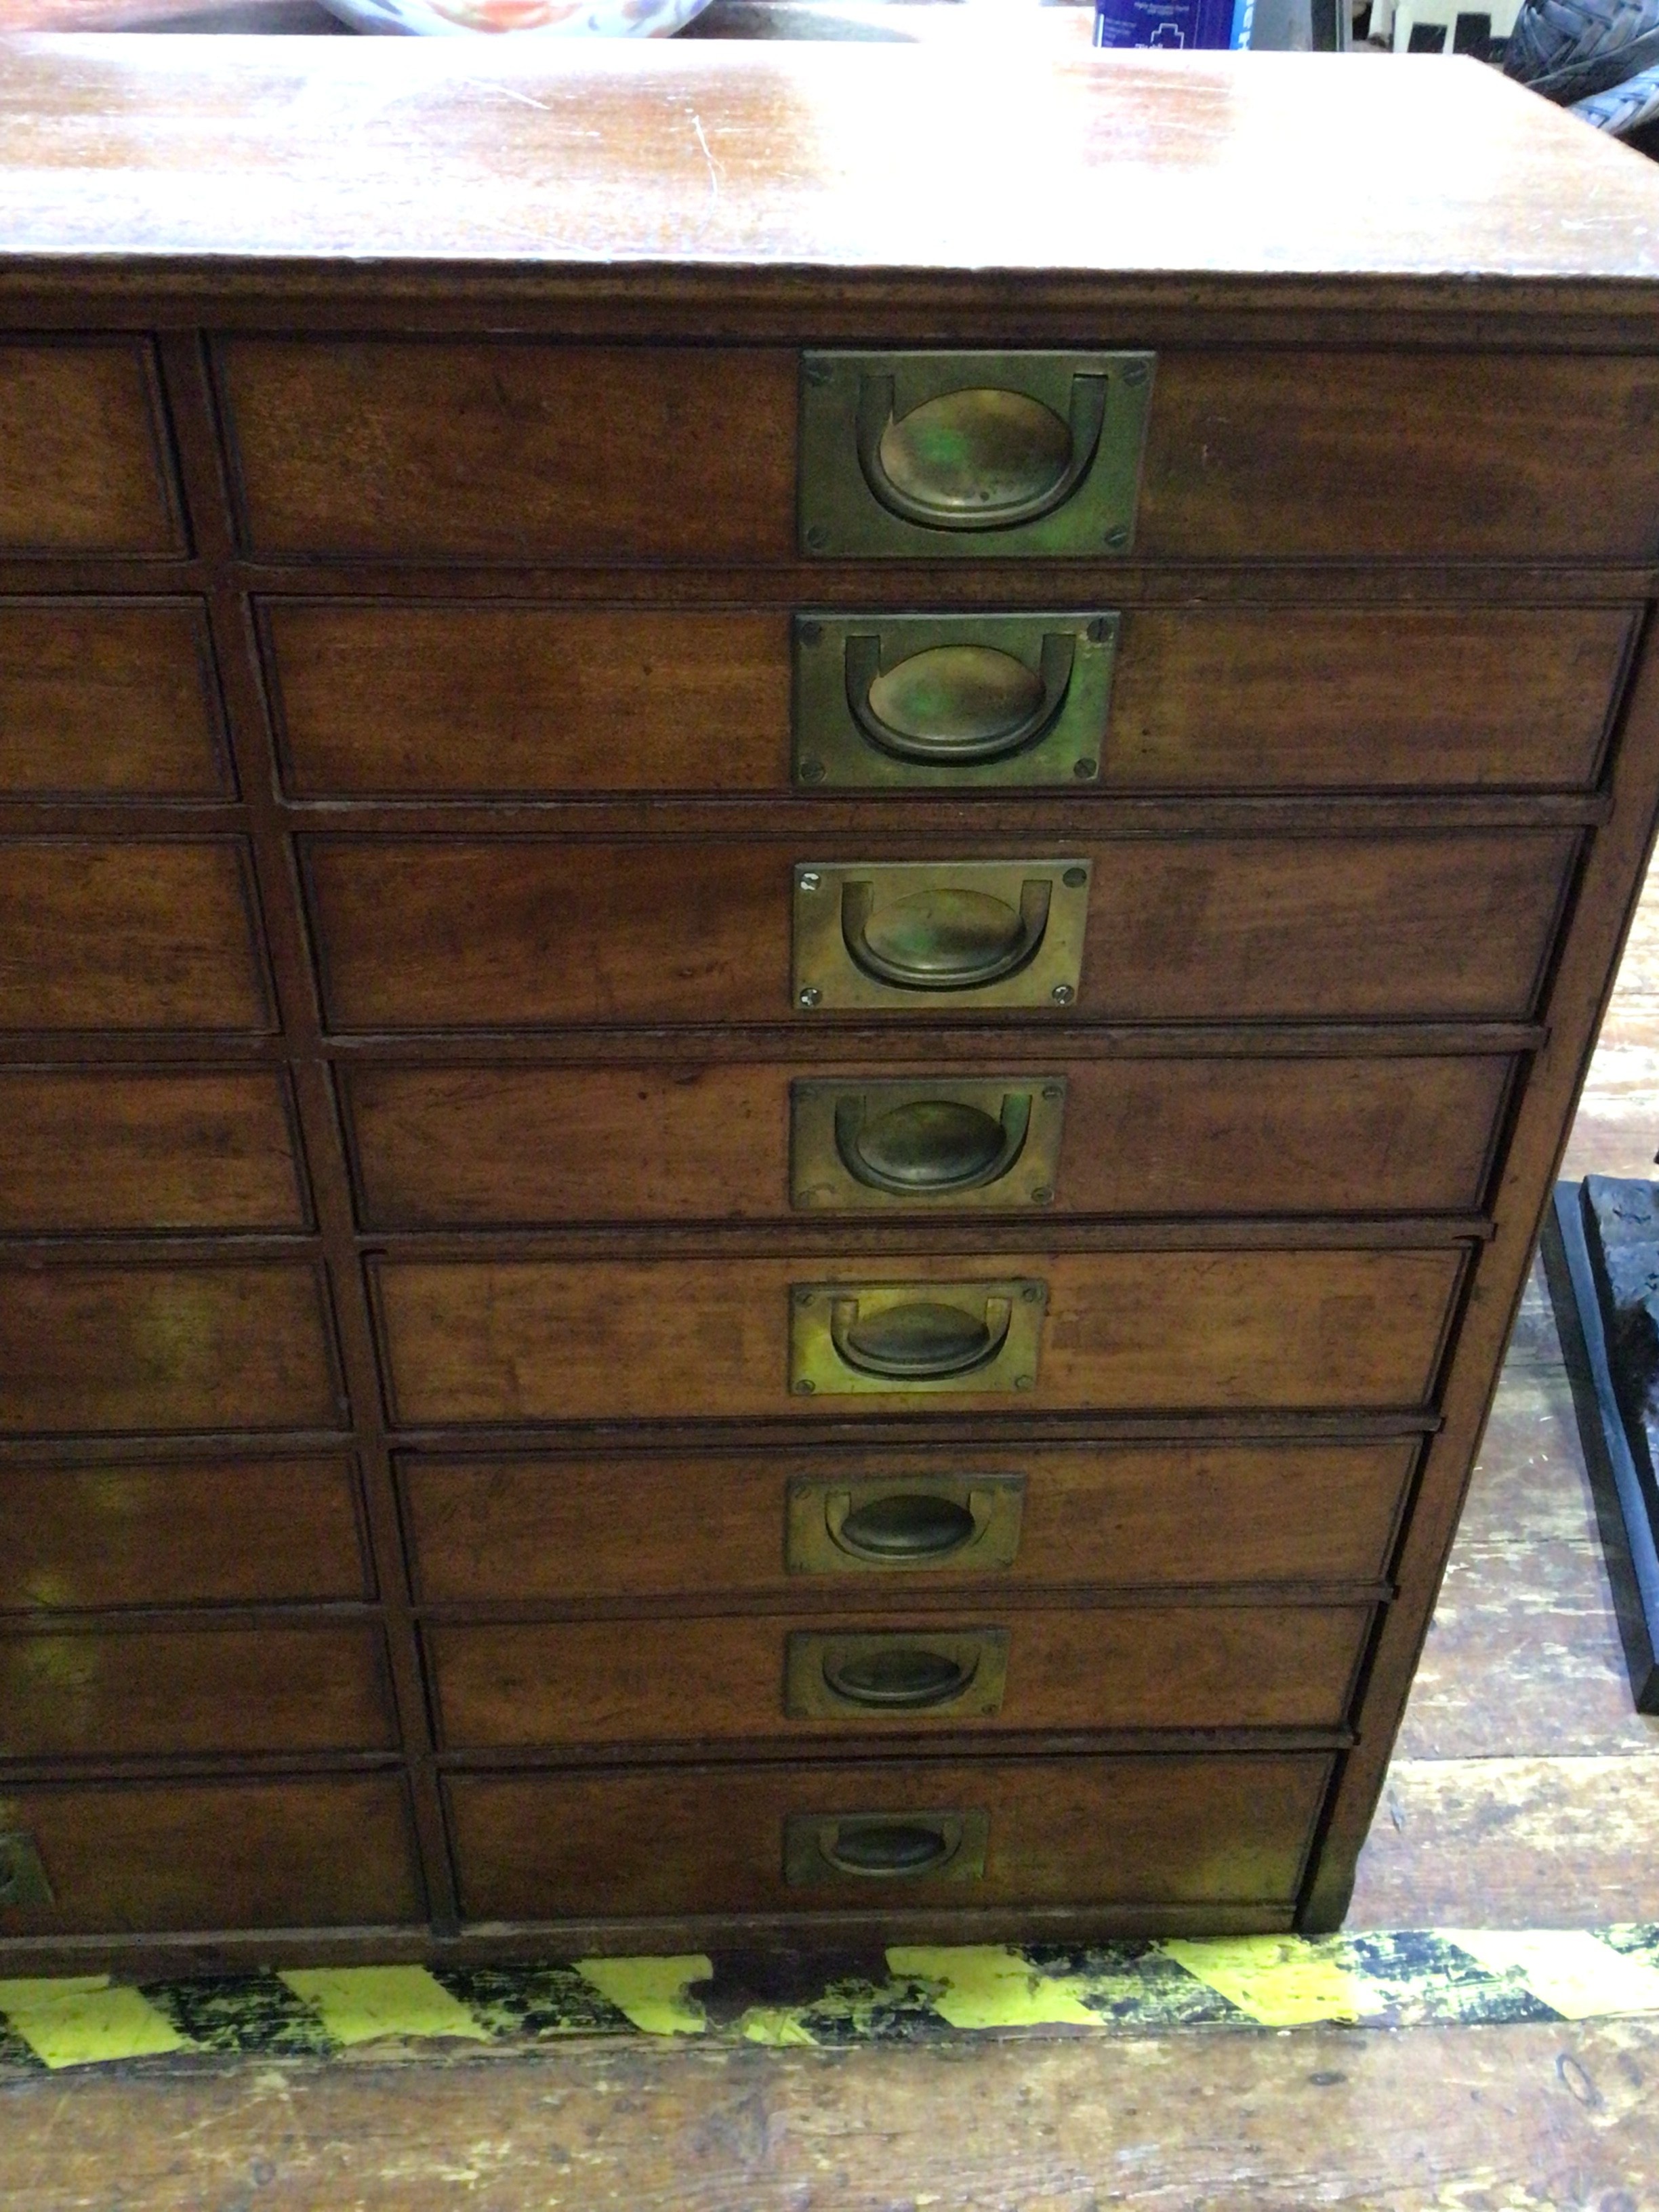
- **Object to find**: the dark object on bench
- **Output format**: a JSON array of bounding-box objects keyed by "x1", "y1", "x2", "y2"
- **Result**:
[{"x1": 1542, "y1": 1176, "x2": 1659, "y2": 1711}]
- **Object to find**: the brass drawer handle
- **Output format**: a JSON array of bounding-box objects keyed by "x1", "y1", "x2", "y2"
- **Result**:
[
  {"x1": 786, "y1": 1626, "x2": 1010, "y2": 1719},
  {"x1": 845, "y1": 633, "x2": 1077, "y2": 766},
  {"x1": 830, "y1": 1292, "x2": 1010, "y2": 1380},
  {"x1": 783, "y1": 1807, "x2": 989, "y2": 1885},
  {"x1": 855, "y1": 373, "x2": 1108, "y2": 533},
  {"x1": 834, "y1": 1090, "x2": 1031, "y2": 1197},
  {"x1": 841, "y1": 878, "x2": 1051, "y2": 993},
  {"x1": 827, "y1": 1487, "x2": 985, "y2": 1562},
  {"x1": 787, "y1": 1471, "x2": 1026, "y2": 1574},
  {"x1": 824, "y1": 1641, "x2": 977, "y2": 1708}
]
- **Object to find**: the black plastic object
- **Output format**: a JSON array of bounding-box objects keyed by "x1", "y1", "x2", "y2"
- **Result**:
[{"x1": 1542, "y1": 1178, "x2": 1659, "y2": 1711}]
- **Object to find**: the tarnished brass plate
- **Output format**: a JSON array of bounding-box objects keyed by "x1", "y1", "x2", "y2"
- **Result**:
[
  {"x1": 793, "y1": 613, "x2": 1118, "y2": 790},
  {"x1": 783, "y1": 1807, "x2": 989, "y2": 1885},
  {"x1": 790, "y1": 1277, "x2": 1046, "y2": 1397},
  {"x1": 792, "y1": 859, "x2": 1090, "y2": 1015},
  {"x1": 799, "y1": 350, "x2": 1154, "y2": 558},
  {"x1": 790, "y1": 1076, "x2": 1067, "y2": 1211},
  {"x1": 784, "y1": 1627, "x2": 1010, "y2": 1720},
  {"x1": 786, "y1": 1471, "x2": 1026, "y2": 1575}
]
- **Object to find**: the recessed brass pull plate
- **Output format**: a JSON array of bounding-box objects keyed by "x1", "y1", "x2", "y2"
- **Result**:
[
  {"x1": 785, "y1": 1627, "x2": 1010, "y2": 1719},
  {"x1": 791, "y1": 1076, "x2": 1066, "y2": 1212},
  {"x1": 783, "y1": 1807, "x2": 989, "y2": 1885},
  {"x1": 793, "y1": 613, "x2": 1118, "y2": 790},
  {"x1": 793, "y1": 860, "x2": 1089, "y2": 1014},
  {"x1": 0, "y1": 1831, "x2": 52, "y2": 1910},
  {"x1": 786, "y1": 1471, "x2": 1027, "y2": 1574},
  {"x1": 790, "y1": 1277, "x2": 1046, "y2": 1396},
  {"x1": 800, "y1": 350, "x2": 1153, "y2": 558}
]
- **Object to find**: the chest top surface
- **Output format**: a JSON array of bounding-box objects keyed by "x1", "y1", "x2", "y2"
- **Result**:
[{"x1": 2, "y1": 39, "x2": 1659, "y2": 310}]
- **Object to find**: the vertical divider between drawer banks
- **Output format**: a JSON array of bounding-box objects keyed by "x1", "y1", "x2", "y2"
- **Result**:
[{"x1": 157, "y1": 331, "x2": 455, "y2": 1931}]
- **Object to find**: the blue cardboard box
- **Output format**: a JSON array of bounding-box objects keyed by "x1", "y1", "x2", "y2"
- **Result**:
[{"x1": 1094, "y1": 0, "x2": 1254, "y2": 47}]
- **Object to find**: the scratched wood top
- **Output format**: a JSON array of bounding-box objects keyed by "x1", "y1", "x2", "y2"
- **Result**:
[{"x1": 1, "y1": 39, "x2": 1659, "y2": 301}]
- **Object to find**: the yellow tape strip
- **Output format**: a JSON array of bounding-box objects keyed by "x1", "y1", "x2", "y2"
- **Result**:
[
  {"x1": 1162, "y1": 1937, "x2": 1389, "y2": 2026},
  {"x1": 575, "y1": 1954, "x2": 712, "y2": 2036},
  {"x1": 0, "y1": 1976, "x2": 186, "y2": 2070},
  {"x1": 279, "y1": 1967, "x2": 491, "y2": 2049},
  {"x1": 1444, "y1": 1931, "x2": 1659, "y2": 2022},
  {"x1": 886, "y1": 1945, "x2": 1101, "y2": 2030}
]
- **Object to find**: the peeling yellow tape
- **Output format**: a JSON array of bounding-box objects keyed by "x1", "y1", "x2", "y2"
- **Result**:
[
  {"x1": 886, "y1": 1946, "x2": 1101, "y2": 2030},
  {"x1": 0, "y1": 1976, "x2": 186, "y2": 2070},
  {"x1": 1162, "y1": 1937, "x2": 1389, "y2": 2026},
  {"x1": 279, "y1": 1967, "x2": 492, "y2": 2049},
  {"x1": 575, "y1": 1954, "x2": 711, "y2": 2036},
  {"x1": 737, "y1": 2005, "x2": 819, "y2": 2046},
  {"x1": 1445, "y1": 1930, "x2": 1659, "y2": 2022}
]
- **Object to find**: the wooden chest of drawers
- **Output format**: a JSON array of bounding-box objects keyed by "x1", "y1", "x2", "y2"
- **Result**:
[{"x1": 3, "y1": 35, "x2": 1659, "y2": 1968}]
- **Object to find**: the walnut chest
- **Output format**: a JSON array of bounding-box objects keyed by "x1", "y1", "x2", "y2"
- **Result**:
[{"x1": 3, "y1": 36, "x2": 1659, "y2": 1969}]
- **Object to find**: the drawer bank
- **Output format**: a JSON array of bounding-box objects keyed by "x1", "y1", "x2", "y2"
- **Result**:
[{"x1": 2, "y1": 37, "x2": 1659, "y2": 1967}]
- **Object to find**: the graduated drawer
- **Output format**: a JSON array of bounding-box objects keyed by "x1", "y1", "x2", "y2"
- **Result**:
[
  {"x1": 343, "y1": 1055, "x2": 1514, "y2": 1227},
  {"x1": 266, "y1": 600, "x2": 1633, "y2": 799},
  {"x1": 0, "y1": 1261, "x2": 344, "y2": 1434},
  {"x1": 398, "y1": 1441, "x2": 1416, "y2": 1604},
  {"x1": 0, "y1": 840, "x2": 270, "y2": 1033},
  {"x1": 424, "y1": 1604, "x2": 1371, "y2": 1747},
  {"x1": 0, "y1": 1457, "x2": 369, "y2": 1612},
  {"x1": 218, "y1": 341, "x2": 1659, "y2": 562},
  {"x1": 443, "y1": 1753, "x2": 1334, "y2": 1921},
  {"x1": 0, "y1": 1622, "x2": 395, "y2": 1759},
  {"x1": 371, "y1": 1248, "x2": 1465, "y2": 1424},
  {"x1": 0, "y1": 1071, "x2": 306, "y2": 1231},
  {"x1": 302, "y1": 831, "x2": 1576, "y2": 1030},
  {"x1": 0, "y1": 602, "x2": 228, "y2": 798},
  {"x1": 0, "y1": 342, "x2": 180, "y2": 556},
  {"x1": 0, "y1": 1777, "x2": 422, "y2": 1935}
]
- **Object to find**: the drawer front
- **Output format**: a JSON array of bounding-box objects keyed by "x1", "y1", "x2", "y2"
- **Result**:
[
  {"x1": 426, "y1": 1605, "x2": 1370, "y2": 1746},
  {"x1": 264, "y1": 602, "x2": 1629, "y2": 800},
  {"x1": 0, "y1": 1622, "x2": 394, "y2": 1758},
  {"x1": 0, "y1": 1071, "x2": 306, "y2": 1231},
  {"x1": 374, "y1": 1250, "x2": 1462, "y2": 1425},
  {"x1": 399, "y1": 1441, "x2": 1416, "y2": 1604},
  {"x1": 0, "y1": 1778, "x2": 422, "y2": 1934},
  {"x1": 0, "y1": 342, "x2": 180, "y2": 557},
  {"x1": 0, "y1": 1457, "x2": 368, "y2": 1612},
  {"x1": 1139, "y1": 352, "x2": 1659, "y2": 562},
  {"x1": 221, "y1": 342, "x2": 1659, "y2": 565},
  {"x1": 0, "y1": 841, "x2": 270, "y2": 1033},
  {"x1": 303, "y1": 832, "x2": 1574, "y2": 1030},
  {"x1": 344, "y1": 1056, "x2": 1513, "y2": 1227},
  {"x1": 0, "y1": 603, "x2": 227, "y2": 797},
  {"x1": 444, "y1": 1753, "x2": 1334, "y2": 1919},
  {"x1": 0, "y1": 1263, "x2": 344, "y2": 1434},
  {"x1": 219, "y1": 340, "x2": 797, "y2": 562}
]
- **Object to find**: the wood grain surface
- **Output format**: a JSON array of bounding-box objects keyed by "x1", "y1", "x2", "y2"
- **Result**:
[
  {"x1": 400, "y1": 1440, "x2": 1416, "y2": 1602},
  {"x1": 303, "y1": 832, "x2": 1576, "y2": 1030},
  {"x1": 446, "y1": 1751, "x2": 1331, "y2": 1920},
  {"x1": 1, "y1": 44, "x2": 1658, "y2": 308},
  {"x1": 0, "y1": 1070, "x2": 305, "y2": 1230},
  {"x1": 0, "y1": 1621, "x2": 394, "y2": 1758},
  {"x1": 373, "y1": 1248, "x2": 1465, "y2": 1422},
  {"x1": 0, "y1": 339, "x2": 177, "y2": 552},
  {"x1": 0, "y1": 1263, "x2": 342, "y2": 1433},
  {"x1": 0, "y1": 1456, "x2": 369, "y2": 1611},
  {"x1": 264, "y1": 600, "x2": 1633, "y2": 796},
  {"x1": 0, "y1": 840, "x2": 268, "y2": 1031},
  {"x1": 343, "y1": 1055, "x2": 1513, "y2": 1225},
  {"x1": 0, "y1": 600, "x2": 226, "y2": 795},
  {"x1": 0, "y1": 1776, "x2": 422, "y2": 1935}
]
